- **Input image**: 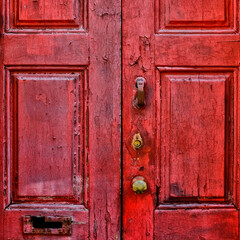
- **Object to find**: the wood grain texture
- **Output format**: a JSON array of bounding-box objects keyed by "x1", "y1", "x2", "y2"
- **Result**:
[
  {"x1": 153, "y1": 0, "x2": 240, "y2": 237},
  {"x1": 88, "y1": 0, "x2": 121, "y2": 239},
  {"x1": 155, "y1": 35, "x2": 240, "y2": 66},
  {"x1": 0, "y1": 0, "x2": 4, "y2": 239},
  {"x1": 4, "y1": 34, "x2": 89, "y2": 65},
  {"x1": 156, "y1": 0, "x2": 236, "y2": 33},
  {"x1": 3, "y1": 67, "x2": 89, "y2": 236},
  {"x1": 122, "y1": 0, "x2": 156, "y2": 238},
  {"x1": 6, "y1": 0, "x2": 88, "y2": 32},
  {"x1": 1, "y1": 0, "x2": 121, "y2": 238},
  {"x1": 17, "y1": 76, "x2": 75, "y2": 197},
  {"x1": 18, "y1": 0, "x2": 75, "y2": 21},
  {"x1": 11, "y1": 72, "x2": 84, "y2": 203},
  {"x1": 170, "y1": 77, "x2": 225, "y2": 198},
  {"x1": 168, "y1": 0, "x2": 226, "y2": 22},
  {"x1": 155, "y1": 209, "x2": 238, "y2": 239},
  {"x1": 4, "y1": 207, "x2": 89, "y2": 239},
  {"x1": 159, "y1": 71, "x2": 234, "y2": 202},
  {"x1": 123, "y1": 0, "x2": 240, "y2": 239},
  {"x1": 1, "y1": 0, "x2": 240, "y2": 238}
]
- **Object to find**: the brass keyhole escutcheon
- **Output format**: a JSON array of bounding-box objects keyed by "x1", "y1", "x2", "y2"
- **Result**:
[
  {"x1": 132, "y1": 176, "x2": 147, "y2": 194},
  {"x1": 132, "y1": 133, "x2": 143, "y2": 150}
]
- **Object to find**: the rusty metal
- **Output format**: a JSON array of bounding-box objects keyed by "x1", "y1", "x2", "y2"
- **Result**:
[
  {"x1": 134, "y1": 77, "x2": 146, "y2": 108},
  {"x1": 23, "y1": 216, "x2": 72, "y2": 235}
]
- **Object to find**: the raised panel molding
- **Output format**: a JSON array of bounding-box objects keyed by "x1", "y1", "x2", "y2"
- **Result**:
[
  {"x1": 3, "y1": 66, "x2": 88, "y2": 205},
  {"x1": 155, "y1": 0, "x2": 237, "y2": 33},
  {"x1": 156, "y1": 67, "x2": 237, "y2": 205},
  {"x1": 6, "y1": 0, "x2": 87, "y2": 32}
]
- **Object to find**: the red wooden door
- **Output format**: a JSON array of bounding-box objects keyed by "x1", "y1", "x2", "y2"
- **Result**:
[
  {"x1": 1, "y1": 0, "x2": 240, "y2": 239},
  {"x1": 123, "y1": 0, "x2": 240, "y2": 239},
  {"x1": 0, "y1": 0, "x2": 121, "y2": 239}
]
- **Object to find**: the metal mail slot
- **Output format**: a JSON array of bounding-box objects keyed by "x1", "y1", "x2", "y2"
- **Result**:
[{"x1": 23, "y1": 216, "x2": 72, "y2": 235}]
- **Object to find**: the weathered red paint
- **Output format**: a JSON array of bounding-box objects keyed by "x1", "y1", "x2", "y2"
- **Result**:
[
  {"x1": 123, "y1": 0, "x2": 240, "y2": 239},
  {"x1": 0, "y1": 0, "x2": 121, "y2": 239},
  {"x1": 122, "y1": 0, "x2": 155, "y2": 237},
  {"x1": 1, "y1": 0, "x2": 240, "y2": 239}
]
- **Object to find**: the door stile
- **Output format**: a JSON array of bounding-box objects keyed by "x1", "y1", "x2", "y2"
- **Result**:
[
  {"x1": 88, "y1": 0, "x2": 122, "y2": 238},
  {"x1": 122, "y1": 0, "x2": 156, "y2": 238},
  {"x1": 0, "y1": 0, "x2": 4, "y2": 238},
  {"x1": 237, "y1": 69, "x2": 240, "y2": 240}
]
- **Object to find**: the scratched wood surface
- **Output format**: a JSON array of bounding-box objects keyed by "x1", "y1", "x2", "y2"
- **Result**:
[
  {"x1": 88, "y1": 0, "x2": 121, "y2": 239},
  {"x1": 0, "y1": 1, "x2": 3, "y2": 239},
  {"x1": 0, "y1": 0, "x2": 121, "y2": 239},
  {"x1": 1, "y1": 0, "x2": 240, "y2": 239},
  {"x1": 155, "y1": 209, "x2": 238, "y2": 239},
  {"x1": 160, "y1": 72, "x2": 233, "y2": 202},
  {"x1": 7, "y1": 0, "x2": 87, "y2": 31},
  {"x1": 123, "y1": 0, "x2": 240, "y2": 239},
  {"x1": 122, "y1": 0, "x2": 156, "y2": 238},
  {"x1": 154, "y1": 0, "x2": 240, "y2": 238}
]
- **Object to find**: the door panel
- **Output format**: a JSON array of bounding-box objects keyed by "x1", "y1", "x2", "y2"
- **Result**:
[
  {"x1": 7, "y1": 0, "x2": 87, "y2": 31},
  {"x1": 156, "y1": 68, "x2": 238, "y2": 238},
  {"x1": 12, "y1": 70, "x2": 84, "y2": 201},
  {"x1": 155, "y1": 209, "x2": 238, "y2": 239},
  {"x1": 4, "y1": 208, "x2": 88, "y2": 239},
  {"x1": 123, "y1": 0, "x2": 240, "y2": 239},
  {"x1": 156, "y1": 0, "x2": 236, "y2": 33},
  {"x1": 159, "y1": 69, "x2": 233, "y2": 201},
  {"x1": 0, "y1": 0, "x2": 121, "y2": 239},
  {"x1": 4, "y1": 35, "x2": 88, "y2": 65}
]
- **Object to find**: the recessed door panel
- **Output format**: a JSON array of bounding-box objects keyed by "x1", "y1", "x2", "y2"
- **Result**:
[
  {"x1": 18, "y1": 0, "x2": 75, "y2": 21},
  {"x1": 156, "y1": 0, "x2": 236, "y2": 33},
  {"x1": 11, "y1": 72, "x2": 83, "y2": 202},
  {"x1": 6, "y1": 0, "x2": 87, "y2": 31},
  {"x1": 18, "y1": 76, "x2": 75, "y2": 197},
  {"x1": 160, "y1": 70, "x2": 233, "y2": 202},
  {"x1": 155, "y1": 209, "x2": 238, "y2": 239}
]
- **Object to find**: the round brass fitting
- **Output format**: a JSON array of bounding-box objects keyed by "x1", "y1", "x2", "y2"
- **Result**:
[
  {"x1": 132, "y1": 133, "x2": 143, "y2": 150},
  {"x1": 132, "y1": 176, "x2": 147, "y2": 194}
]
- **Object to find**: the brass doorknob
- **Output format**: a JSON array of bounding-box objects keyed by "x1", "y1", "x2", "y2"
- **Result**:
[{"x1": 132, "y1": 176, "x2": 147, "y2": 194}]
